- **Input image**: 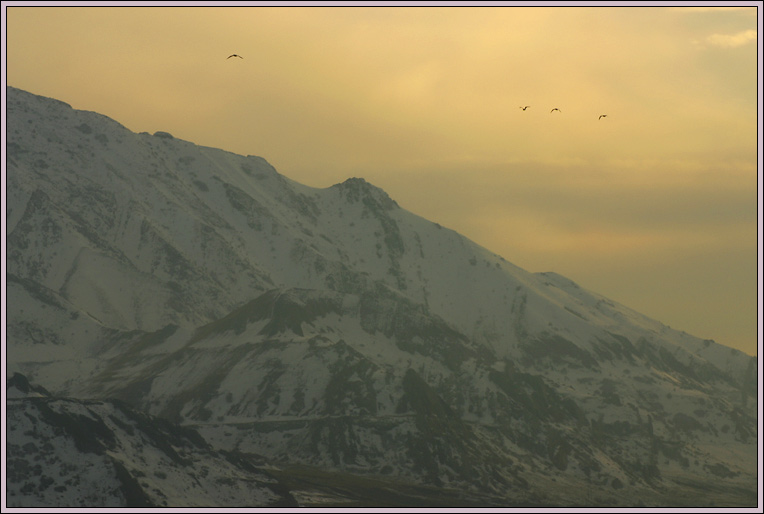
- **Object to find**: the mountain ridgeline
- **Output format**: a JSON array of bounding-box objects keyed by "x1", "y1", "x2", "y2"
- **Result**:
[{"x1": 5, "y1": 86, "x2": 758, "y2": 507}]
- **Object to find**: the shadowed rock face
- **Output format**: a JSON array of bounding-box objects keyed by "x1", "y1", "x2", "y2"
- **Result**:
[{"x1": 5, "y1": 86, "x2": 758, "y2": 508}]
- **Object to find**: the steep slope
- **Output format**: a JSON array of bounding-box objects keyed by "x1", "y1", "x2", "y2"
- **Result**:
[{"x1": 5, "y1": 86, "x2": 758, "y2": 507}]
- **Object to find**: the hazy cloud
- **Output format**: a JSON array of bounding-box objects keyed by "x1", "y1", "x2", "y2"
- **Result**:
[{"x1": 706, "y1": 29, "x2": 757, "y2": 48}]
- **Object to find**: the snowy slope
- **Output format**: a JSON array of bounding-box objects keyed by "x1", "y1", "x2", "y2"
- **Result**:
[
  {"x1": 5, "y1": 86, "x2": 758, "y2": 507},
  {"x1": 5, "y1": 373, "x2": 296, "y2": 508}
]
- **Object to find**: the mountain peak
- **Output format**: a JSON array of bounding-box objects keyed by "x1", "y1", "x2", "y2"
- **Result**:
[{"x1": 332, "y1": 177, "x2": 399, "y2": 211}]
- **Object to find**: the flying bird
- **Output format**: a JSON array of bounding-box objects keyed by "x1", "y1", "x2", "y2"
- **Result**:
[
  {"x1": 520, "y1": 106, "x2": 530, "y2": 111},
  {"x1": 599, "y1": 114, "x2": 608, "y2": 120},
  {"x1": 550, "y1": 108, "x2": 561, "y2": 113},
  {"x1": 227, "y1": 54, "x2": 243, "y2": 59}
]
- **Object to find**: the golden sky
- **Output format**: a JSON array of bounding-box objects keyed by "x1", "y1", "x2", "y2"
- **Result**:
[{"x1": 4, "y1": 3, "x2": 761, "y2": 356}]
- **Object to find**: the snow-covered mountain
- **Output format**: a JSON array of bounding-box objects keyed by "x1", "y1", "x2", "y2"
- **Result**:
[{"x1": 5, "y1": 86, "x2": 758, "y2": 507}]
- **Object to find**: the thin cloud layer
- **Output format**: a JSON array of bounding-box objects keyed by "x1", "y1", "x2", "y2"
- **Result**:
[{"x1": 706, "y1": 29, "x2": 757, "y2": 48}]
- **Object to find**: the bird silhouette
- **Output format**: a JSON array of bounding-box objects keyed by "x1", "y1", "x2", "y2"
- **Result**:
[
  {"x1": 227, "y1": 54, "x2": 243, "y2": 59},
  {"x1": 520, "y1": 106, "x2": 530, "y2": 111},
  {"x1": 599, "y1": 114, "x2": 608, "y2": 120},
  {"x1": 550, "y1": 108, "x2": 561, "y2": 113}
]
